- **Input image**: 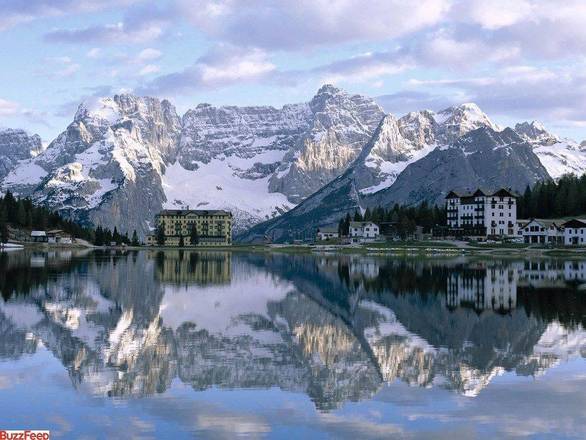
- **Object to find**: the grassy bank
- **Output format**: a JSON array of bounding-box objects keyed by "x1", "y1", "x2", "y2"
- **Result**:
[{"x1": 14, "y1": 240, "x2": 586, "y2": 258}]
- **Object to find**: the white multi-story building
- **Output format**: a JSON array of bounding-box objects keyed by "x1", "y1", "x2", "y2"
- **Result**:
[
  {"x1": 349, "y1": 221, "x2": 380, "y2": 243},
  {"x1": 562, "y1": 219, "x2": 586, "y2": 246},
  {"x1": 446, "y1": 188, "x2": 518, "y2": 237}
]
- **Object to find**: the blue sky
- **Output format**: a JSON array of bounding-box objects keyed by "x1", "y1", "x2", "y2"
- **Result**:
[{"x1": 1, "y1": 0, "x2": 586, "y2": 143}]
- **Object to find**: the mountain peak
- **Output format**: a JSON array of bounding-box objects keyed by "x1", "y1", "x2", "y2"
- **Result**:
[
  {"x1": 435, "y1": 102, "x2": 491, "y2": 123},
  {"x1": 434, "y1": 102, "x2": 498, "y2": 142},
  {"x1": 514, "y1": 120, "x2": 558, "y2": 146},
  {"x1": 75, "y1": 96, "x2": 121, "y2": 123},
  {"x1": 315, "y1": 84, "x2": 343, "y2": 96}
]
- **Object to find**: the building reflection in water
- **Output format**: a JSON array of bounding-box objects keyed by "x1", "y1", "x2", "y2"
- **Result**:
[
  {"x1": 447, "y1": 264, "x2": 517, "y2": 314},
  {"x1": 149, "y1": 250, "x2": 232, "y2": 286},
  {"x1": 0, "y1": 251, "x2": 585, "y2": 409}
]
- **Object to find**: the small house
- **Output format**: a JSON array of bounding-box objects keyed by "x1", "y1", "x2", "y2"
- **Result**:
[
  {"x1": 520, "y1": 219, "x2": 564, "y2": 244},
  {"x1": 47, "y1": 230, "x2": 72, "y2": 244},
  {"x1": 316, "y1": 226, "x2": 339, "y2": 241},
  {"x1": 349, "y1": 221, "x2": 380, "y2": 243},
  {"x1": 30, "y1": 230, "x2": 47, "y2": 243}
]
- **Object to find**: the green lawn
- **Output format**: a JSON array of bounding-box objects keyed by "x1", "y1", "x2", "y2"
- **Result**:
[
  {"x1": 465, "y1": 242, "x2": 531, "y2": 249},
  {"x1": 363, "y1": 240, "x2": 458, "y2": 249}
]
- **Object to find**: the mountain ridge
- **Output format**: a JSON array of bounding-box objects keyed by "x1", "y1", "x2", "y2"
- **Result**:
[{"x1": 1, "y1": 86, "x2": 585, "y2": 239}]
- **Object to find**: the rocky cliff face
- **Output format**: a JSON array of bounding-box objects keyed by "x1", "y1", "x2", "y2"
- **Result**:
[
  {"x1": 240, "y1": 104, "x2": 541, "y2": 242},
  {"x1": 268, "y1": 84, "x2": 385, "y2": 203},
  {"x1": 1, "y1": 85, "x2": 385, "y2": 236},
  {"x1": 0, "y1": 129, "x2": 42, "y2": 179},
  {"x1": 2, "y1": 95, "x2": 181, "y2": 236},
  {"x1": 163, "y1": 102, "x2": 312, "y2": 230},
  {"x1": 163, "y1": 85, "x2": 384, "y2": 232}
]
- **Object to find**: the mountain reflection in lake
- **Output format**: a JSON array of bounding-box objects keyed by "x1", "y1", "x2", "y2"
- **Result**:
[{"x1": 1, "y1": 250, "x2": 585, "y2": 439}]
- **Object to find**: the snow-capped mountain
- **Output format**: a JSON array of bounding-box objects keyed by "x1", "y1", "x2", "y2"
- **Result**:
[
  {"x1": 0, "y1": 85, "x2": 385, "y2": 235},
  {"x1": 2, "y1": 86, "x2": 586, "y2": 238},
  {"x1": 354, "y1": 103, "x2": 497, "y2": 195},
  {"x1": 162, "y1": 85, "x2": 384, "y2": 230},
  {"x1": 0, "y1": 128, "x2": 43, "y2": 179},
  {"x1": 3, "y1": 95, "x2": 181, "y2": 237},
  {"x1": 434, "y1": 102, "x2": 500, "y2": 142},
  {"x1": 241, "y1": 103, "x2": 548, "y2": 243},
  {"x1": 368, "y1": 126, "x2": 550, "y2": 208},
  {"x1": 514, "y1": 121, "x2": 586, "y2": 179}
]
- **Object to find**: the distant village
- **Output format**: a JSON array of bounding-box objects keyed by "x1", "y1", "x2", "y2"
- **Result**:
[
  {"x1": 4, "y1": 186, "x2": 586, "y2": 249},
  {"x1": 314, "y1": 188, "x2": 586, "y2": 247}
]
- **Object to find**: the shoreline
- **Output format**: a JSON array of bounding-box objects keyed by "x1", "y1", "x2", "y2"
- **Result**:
[{"x1": 7, "y1": 240, "x2": 586, "y2": 258}]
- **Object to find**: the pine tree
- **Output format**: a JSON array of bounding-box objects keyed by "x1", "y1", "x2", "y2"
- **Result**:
[
  {"x1": 156, "y1": 221, "x2": 166, "y2": 246},
  {"x1": 15, "y1": 202, "x2": 26, "y2": 226},
  {"x1": 104, "y1": 228, "x2": 113, "y2": 244},
  {"x1": 94, "y1": 226, "x2": 104, "y2": 246},
  {"x1": 179, "y1": 235, "x2": 185, "y2": 247},
  {"x1": 131, "y1": 230, "x2": 139, "y2": 246},
  {"x1": 112, "y1": 227, "x2": 120, "y2": 244},
  {"x1": 0, "y1": 222, "x2": 8, "y2": 243},
  {"x1": 363, "y1": 207, "x2": 372, "y2": 221},
  {"x1": 189, "y1": 224, "x2": 199, "y2": 246}
]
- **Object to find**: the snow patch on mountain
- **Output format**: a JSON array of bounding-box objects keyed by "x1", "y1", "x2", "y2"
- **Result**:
[
  {"x1": 76, "y1": 97, "x2": 122, "y2": 125},
  {"x1": 533, "y1": 141, "x2": 586, "y2": 179},
  {"x1": 515, "y1": 121, "x2": 586, "y2": 179},
  {"x1": 3, "y1": 159, "x2": 47, "y2": 186},
  {"x1": 163, "y1": 154, "x2": 294, "y2": 232}
]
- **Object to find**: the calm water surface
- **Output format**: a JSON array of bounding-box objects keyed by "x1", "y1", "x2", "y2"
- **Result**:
[{"x1": 0, "y1": 250, "x2": 585, "y2": 439}]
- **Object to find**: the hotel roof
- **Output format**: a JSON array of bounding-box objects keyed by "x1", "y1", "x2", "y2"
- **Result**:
[
  {"x1": 445, "y1": 188, "x2": 517, "y2": 199},
  {"x1": 157, "y1": 209, "x2": 232, "y2": 216}
]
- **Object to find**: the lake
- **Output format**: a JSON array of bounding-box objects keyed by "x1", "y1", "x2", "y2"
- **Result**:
[{"x1": 0, "y1": 250, "x2": 585, "y2": 439}]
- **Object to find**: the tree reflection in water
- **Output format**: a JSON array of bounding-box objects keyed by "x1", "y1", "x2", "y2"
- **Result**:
[{"x1": 0, "y1": 250, "x2": 585, "y2": 408}]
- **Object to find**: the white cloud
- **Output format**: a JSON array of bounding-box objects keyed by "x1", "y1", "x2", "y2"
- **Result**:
[
  {"x1": 86, "y1": 48, "x2": 102, "y2": 58},
  {"x1": 141, "y1": 45, "x2": 276, "y2": 95},
  {"x1": 311, "y1": 51, "x2": 414, "y2": 85},
  {"x1": 413, "y1": 30, "x2": 520, "y2": 68},
  {"x1": 402, "y1": 64, "x2": 586, "y2": 127},
  {"x1": 0, "y1": 98, "x2": 19, "y2": 116},
  {"x1": 179, "y1": 0, "x2": 451, "y2": 50},
  {"x1": 139, "y1": 64, "x2": 160, "y2": 76},
  {"x1": 41, "y1": 56, "x2": 81, "y2": 79},
  {"x1": 45, "y1": 21, "x2": 164, "y2": 45},
  {"x1": 458, "y1": 0, "x2": 533, "y2": 29},
  {"x1": 137, "y1": 48, "x2": 162, "y2": 62},
  {"x1": 0, "y1": 0, "x2": 139, "y2": 31},
  {"x1": 43, "y1": 3, "x2": 173, "y2": 45}
]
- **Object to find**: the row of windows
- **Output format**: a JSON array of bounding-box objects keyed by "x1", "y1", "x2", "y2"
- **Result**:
[{"x1": 567, "y1": 228, "x2": 586, "y2": 235}]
